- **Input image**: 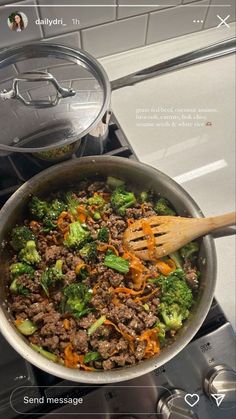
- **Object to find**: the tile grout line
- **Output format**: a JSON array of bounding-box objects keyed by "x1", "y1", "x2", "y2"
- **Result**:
[{"x1": 144, "y1": 12, "x2": 151, "y2": 45}]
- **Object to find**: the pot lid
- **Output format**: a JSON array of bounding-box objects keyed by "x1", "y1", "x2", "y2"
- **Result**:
[{"x1": 0, "y1": 43, "x2": 110, "y2": 153}]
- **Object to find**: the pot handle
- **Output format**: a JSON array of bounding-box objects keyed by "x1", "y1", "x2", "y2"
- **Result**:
[
  {"x1": 212, "y1": 226, "x2": 236, "y2": 238},
  {"x1": 110, "y1": 37, "x2": 236, "y2": 91},
  {"x1": 0, "y1": 71, "x2": 76, "y2": 108}
]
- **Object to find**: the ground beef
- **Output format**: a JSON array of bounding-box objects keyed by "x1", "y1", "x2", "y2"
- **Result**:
[
  {"x1": 71, "y1": 330, "x2": 88, "y2": 353},
  {"x1": 184, "y1": 260, "x2": 199, "y2": 289},
  {"x1": 5, "y1": 179, "x2": 199, "y2": 371}
]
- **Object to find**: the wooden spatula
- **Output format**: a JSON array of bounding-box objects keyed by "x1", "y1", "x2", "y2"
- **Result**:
[{"x1": 123, "y1": 212, "x2": 236, "y2": 260}]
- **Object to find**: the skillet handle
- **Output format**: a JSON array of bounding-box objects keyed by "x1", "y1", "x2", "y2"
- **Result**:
[
  {"x1": 110, "y1": 37, "x2": 236, "y2": 91},
  {"x1": 212, "y1": 226, "x2": 236, "y2": 238}
]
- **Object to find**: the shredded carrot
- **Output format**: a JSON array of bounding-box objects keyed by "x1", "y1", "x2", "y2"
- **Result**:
[
  {"x1": 104, "y1": 319, "x2": 135, "y2": 352},
  {"x1": 134, "y1": 287, "x2": 160, "y2": 303},
  {"x1": 139, "y1": 329, "x2": 160, "y2": 358},
  {"x1": 64, "y1": 344, "x2": 80, "y2": 368},
  {"x1": 141, "y1": 220, "x2": 156, "y2": 260},
  {"x1": 166, "y1": 258, "x2": 176, "y2": 271},
  {"x1": 156, "y1": 260, "x2": 173, "y2": 276},
  {"x1": 77, "y1": 355, "x2": 96, "y2": 371},
  {"x1": 97, "y1": 243, "x2": 119, "y2": 256},
  {"x1": 63, "y1": 319, "x2": 70, "y2": 330},
  {"x1": 111, "y1": 297, "x2": 121, "y2": 306},
  {"x1": 57, "y1": 211, "x2": 73, "y2": 233},
  {"x1": 29, "y1": 220, "x2": 41, "y2": 232},
  {"x1": 127, "y1": 218, "x2": 135, "y2": 226},
  {"x1": 123, "y1": 251, "x2": 148, "y2": 290},
  {"x1": 15, "y1": 318, "x2": 23, "y2": 326},
  {"x1": 113, "y1": 286, "x2": 145, "y2": 296},
  {"x1": 75, "y1": 262, "x2": 87, "y2": 276}
]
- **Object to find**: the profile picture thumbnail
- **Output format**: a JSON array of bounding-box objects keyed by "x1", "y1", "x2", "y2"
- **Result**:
[{"x1": 8, "y1": 11, "x2": 28, "y2": 32}]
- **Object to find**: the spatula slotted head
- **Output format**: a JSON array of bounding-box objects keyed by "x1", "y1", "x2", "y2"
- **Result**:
[{"x1": 123, "y1": 215, "x2": 199, "y2": 260}]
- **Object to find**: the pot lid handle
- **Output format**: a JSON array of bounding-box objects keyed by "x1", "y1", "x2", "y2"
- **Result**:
[{"x1": 0, "y1": 71, "x2": 76, "y2": 108}]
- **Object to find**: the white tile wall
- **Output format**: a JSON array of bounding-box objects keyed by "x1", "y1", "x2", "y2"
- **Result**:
[
  {"x1": 43, "y1": 32, "x2": 81, "y2": 48},
  {"x1": 147, "y1": 0, "x2": 210, "y2": 44},
  {"x1": 117, "y1": 0, "x2": 181, "y2": 19},
  {"x1": 81, "y1": 14, "x2": 148, "y2": 58},
  {"x1": 38, "y1": 0, "x2": 116, "y2": 37},
  {"x1": 0, "y1": 0, "x2": 235, "y2": 59},
  {"x1": 204, "y1": 0, "x2": 235, "y2": 29}
]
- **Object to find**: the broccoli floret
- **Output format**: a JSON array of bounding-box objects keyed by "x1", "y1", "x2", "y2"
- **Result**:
[
  {"x1": 47, "y1": 199, "x2": 66, "y2": 220},
  {"x1": 159, "y1": 269, "x2": 193, "y2": 309},
  {"x1": 157, "y1": 269, "x2": 193, "y2": 331},
  {"x1": 87, "y1": 194, "x2": 105, "y2": 208},
  {"x1": 97, "y1": 227, "x2": 109, "y2": 243},
  {"x1": 62, "y1": 283, "x2": 93, "y2": 318},
  {"x1": 64, "y1": 221, "x2": 91, "y2": 249},
  {"x1": 19, "y1": 241, "x2": 41, "y2": 265},
  {"x1": 180, "y1": 241, "x2": 199, "y2": 261},
  {"x1": 29, "y1": 196, "x2": 66, "y2": 231},
  {"x1": 154, "y1": 197, "x2": 176, "y2": 216},
  {"x1": 51, "y1": 259, "x2": 63, "y2": 280},
  {"x1": 160, "y1": 303, "x2": 186, "y2": 331},
  {"x1": 10, "y1": 226, "x2": 35, "y2": 251},
  {"x1": 79, "y1": 242, "x2": 97, "y2": 262},
  {"x1": 10, "y1": 262, "x2": 35, "y2": 277},
  {"x1": 43, "y1": 199, "x2": 67, "y2": 231},
  {"x1": 155, "y1": 322, "x2": 167, "y2": 341},
  {"x1": 107, "y1": 176, "x2": 124, "y2": 189},
  {"x1": 111, "y1": 186, "x2": 136, "y2": 216},
  {"x1": 104, "y1": 253, "x2": 130, "y2": 273},
  {"x1": 10, "y1": 278, "x2": 30, "y2": 295},
  {"x1": 140, "y1": 191, "x2": 149, "y2": 203},
  {"x1": 9, "y1": 262, "x2": 34, "y2": 295},
  {"x1": 65, "y1": 192, "x2": 80, "y2": 217},
  {"x1": 169, "y1": 251, "x2": 183, "y2": 269},
  {"x1": 40, "y1": 260, "x2": 64, "y2": 296},
  {"x1": 29, "y1": 196, "x2": 48, "y2": 220}
]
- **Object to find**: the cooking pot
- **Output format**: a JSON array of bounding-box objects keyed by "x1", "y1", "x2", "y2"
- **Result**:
[
  {"x1": 0, "y1": 156, "x2": 217, "y2": 383},
  {"x1": 0, "y1": 37, "x2": 235, "y2": 162}
]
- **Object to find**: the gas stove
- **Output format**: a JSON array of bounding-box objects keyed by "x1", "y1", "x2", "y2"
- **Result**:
[{"x1": 0, "y1": 116, "x2": 235, "y2": 419}]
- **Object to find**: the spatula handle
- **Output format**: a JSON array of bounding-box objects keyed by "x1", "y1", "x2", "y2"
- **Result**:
[{"x1": 206, "y1": 212, "x2": 236, "y2": 230}]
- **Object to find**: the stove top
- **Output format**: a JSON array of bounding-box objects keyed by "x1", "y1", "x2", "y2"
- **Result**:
[{"x1": 0, "y1": 116, "x2": 235, "y2": 419}]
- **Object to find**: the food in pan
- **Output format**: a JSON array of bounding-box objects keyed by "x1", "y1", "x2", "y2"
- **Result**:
[{"x1": 6, "y1": 177, "x2": 200, "y2": 371}]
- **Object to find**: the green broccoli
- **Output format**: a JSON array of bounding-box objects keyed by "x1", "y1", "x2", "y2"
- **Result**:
[
  {"x1": 155, "y1": 322, "x2": 167, "y2": 341},
  {"x1": 87, "y1": 195, "x2": 105, "y2": 208},
  {"x1": 43, "y1": 199, "x2": 67, "y2": 231},
  {"x1": 10, "y1": 226, "x2": 35, "y2": 251},
  {"x1": 62, "y1": 283, "x2": 93, "y2": 318},
  {"x1": 79, "y1": 242, "x2": 97, "y2": 262},
  {"x1": 169, "y1": 251, "x2": 183, "y2": 269},
  {"x1": 29, "y1": 196, "x2": 48, "y2": 220},
  {"x1": 158, "y1": 269, "x2": 193, "y2": 331},
  {"x1": 40, "y1": 260, "x2": 64, "y2": 296},
  {"x1": 63, "y1": 221, "x2": 91, "y2": 249},
  {"x1": 16, "y1": 319, "x2": 38, "y2": 336},
  {"x1": 29, "y1": 196, "x2": 66, "y2": 231},
  {"x1": 104, "y1": 253, "x2": 130, "y2": 273},
  {"x1": 154, "y1": 197, "x2": 176, "y2": 216},
  {"x1": 10, "y1": 262, "x2": 35, "y2": 278},
  {"x1": 97, "y1": 227, "x2": 109, "y2": 243},
  {"x1": 111, "y1": 186, "x2": 136, "y2": 216},
  {"x1": 140, "y1": 191, "x2": 149, "y2": 203},
  {"x1": 180, "y1": 241, "x2": 199, "y2": 261},
  {"x1": 65, "y1": 192, "x2": 80, "y2": 217},
  {"x1": 84, "y1": 351, "x2": 101, "y2": 364},
  {"x1": 107, "y1": 176, "x2": 125, "y2": 189},
  {"x1": 10, "y1": 278, "x2": 30, "y2": 296},
  {"x1": 19, "y1": 241, "x2": 41, "y2": 265}
]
